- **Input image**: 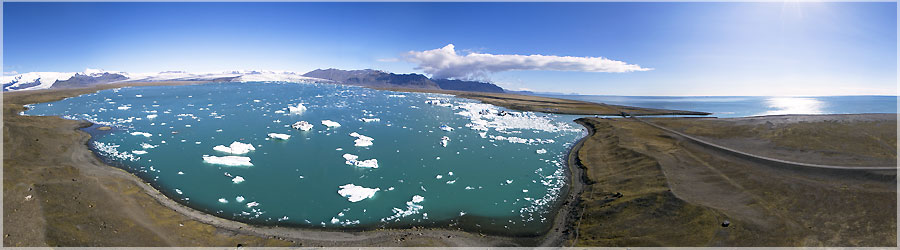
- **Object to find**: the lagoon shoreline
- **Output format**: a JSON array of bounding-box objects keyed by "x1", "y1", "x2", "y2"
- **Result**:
[{"x1": 4, "y1": 81, "x2": 609, "y2": 246}]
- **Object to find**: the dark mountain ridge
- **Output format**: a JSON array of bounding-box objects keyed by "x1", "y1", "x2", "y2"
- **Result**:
[{"x1": 303, "y1": 68, "x2": 505, "y2": 93}]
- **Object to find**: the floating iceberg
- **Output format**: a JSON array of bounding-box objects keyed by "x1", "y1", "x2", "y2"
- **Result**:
[
  {"x1": 292, "y1": 121, "x2": 313, "y2": 131},
  {"x1": 349, "y1": 132, "x2": 374, "y2": 147},
  {"x1": 132, "y1": 150, "x2": 148, "y2": 155},
  {"x1": 218, "y1": 198, "x2": 228, "y2": 203},
  {"x1": 343, "y1": 153, "x2": 379, "y2": 168},
  {"x1": 288, "y1": 103, "x2": 307, "y2": 114},
  {"x1": 322, "y1": 120, "x2": 341, "y2": 128},
  {"x1": 536, "y1": 149, "x2": 548, "y2": 154},
  {"x1": 202, "y1": 155, "x2": 253, "y2": 166},
  {"x1": 236, "y1": 196, "x2": 245, "y2": 202},
  {"x1": 381, "y1": 195, "x2": 425, "y2": 222},
  {"x1": 213, "y1": 141, "x2": 256, "y2": 154},
  {"x1": 232, "y1": 176, "x2": 245, "y2": 184},
  {"x1": 268, "y1": 133, "x2": 291, "y2": 140},
  {"x1": 337, "y1": 184, "x2": 380, "y2": 202},
  {"x1": 130, "y1": 131, "x2": 152, "y2": 137}
]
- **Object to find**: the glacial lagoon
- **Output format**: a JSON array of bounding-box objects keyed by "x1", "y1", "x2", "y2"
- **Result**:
[{"x1": 23, "y1": 82, "x2": 585, "y2": 235}]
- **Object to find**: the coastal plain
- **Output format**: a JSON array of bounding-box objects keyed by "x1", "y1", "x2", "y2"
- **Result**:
[{"x1": 4, "y1": 81, "x2": 897, "y2": 247}]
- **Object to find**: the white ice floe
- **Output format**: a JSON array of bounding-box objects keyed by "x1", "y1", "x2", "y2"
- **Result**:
[
  {"x1": 132, "y1": 150, "x2": 148, "y2": 155},
  {"x1": 349, "y1": 132, "x2": 374, "y2": 147},
  {"x1": 321, "y1": 120, "x2": 341, "y2": 127},
  {"x1": 436, "y1": 175, "x2": 443, "y2": 179},
  {"x1": 130, "y1": 131, "x2": 152, "y2": 137},
  {"x1": 337, "y1": 184, "x2": 380, "y2": 202},
  {"x1": 218, "y1": 198, "x2": 228, "y2": 203},
  {"x1": 246, "y1": 201, "x2": 259, "y2": 208},
  {"x1": 342, "y1": 153, "x2": 379, "y2": 168},
  {"x1": 440, "y1": 125, "x2": 454, "y2": 131},
  {"x1": 536, "y1": 149, "x2": 548, "y2": 154},
  {"x1": 268, "y1": 133, "x2": 291, "y2": 140},
  {"x1": 292, "y1": 121, "x2": 313, "y2": 131},
  {"x1": 453, "y1": 102, "x2": 578, "y2": 139},
  {"x1": 213, "y1": 141, "x2": 256, "y2": 154},
  {"x1": 117, "y1": 105, "x2": 131, "y2": 110},
  {"x1": 360, "y1": 118, "x2": 380, "y2": 122},
  {"x1": 288, "y1": 103, "x2": 307, "y2": 114},
  {"x1": 236, "y1": 196, "x2": 245, "y2": 202},
  {"x1": 202, "y1": 155, "x2": 253, "y2": 166},
  {"x1": 146, "y1": 114, "x2": 158, "y2": 119},
  {"x1": 232, "y1": 176, "x2": 245, "y2": 184},
  {"x1": 381, "y1": 195, "x2": 425, "y2": 222},
  {"x1": 92, "y1": 141, "x2": 140, "y2": 161},
  {"x1": 440, "y1": 136, "x2": 450, "y2": 147}
]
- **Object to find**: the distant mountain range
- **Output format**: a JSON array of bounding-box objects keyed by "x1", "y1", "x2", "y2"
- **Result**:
[
  {"x1": 303, "y1": 69, "x2": 505, "y2": 93},
  {"x1": 2, "y1": 68, "x2": 505, "y2": 93}
]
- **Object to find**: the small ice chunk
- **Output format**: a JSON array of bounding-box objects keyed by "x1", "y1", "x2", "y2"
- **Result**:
[
  {"x1": 146, "y1": 114, "x2": 158, "y2": 119},
  {"x1": 288, "y1": 103, "x2": 308, "y2": 114},
  {"x1": 140, "y1": 143, "x2": 157, "y2": 149},
  {"x1": 213, "y1": 141, "x2": 256, "y2": 154},
  {"x1": 506, "y1": 180, "x2": 514, "y2": 184},
  {"x1": 232, "y1": 176, "x2": 245, "y2": 184},
  {"x1": 343, "y1": 153, "x2": 379, "y2": 168},
  {"x1": 268, "y1": 133, "x2": 291, "y2": 140},
  {"x1": 117, "y1": 105, "x2": 131, "y2": 110},
  {"x1": 130, "y1": 131, "x2": 152, "y2": 137},
  {"x1": 436, "y1": 175, "x2": 443, "y2": 179},
  {"x1": 218, "y1": 198, "x2": 228, "y2": 203},
  {"x1": 236, "y1": 196, "x2": 245, "y2": 202},
  {"x1": 202, "y1": 155, "x2": 253, "y2": 166},
  {"x1": 337, "y1": 184, "x2": 380, "y2": 202},
  {"x1": 350, "y1": 132, "x2": 374, "y2": 147},
  {"x1": 360, "y1": 118, "x2": 380, "y2": 122},
  {"x1": 412, "y1": 195, "x2": 425, "y2": 203},
  {"x1": 177, "y1": 171, "x2": 184, "y2": 175},
  {"x1": 175, "y1": 189, "x2": 183, "y2": 195},
  {"x1": 523, "y1": 189, "x2": 529, "y2": 193},
  {"x1": 246, "y1": 201, "x2": 259, "y2": 208},
  {"x1": 440, "y1": 136, "x2": 450, "y2": 147},
  {"x1": 292, "y1": 121, "x2": 314, "y2": 131},
  {"x1": 132, "y1": 150, "x2": 148, "y2": 155},
  {"x1": 440, "y1": 125, "x2": 454, "y2": 131},
  {"x1": 536, "y1": 149, "x2": 547, "y2": 154},
  {"x1": 322, "y1": 120, "x2": 341, "y2": 127}
]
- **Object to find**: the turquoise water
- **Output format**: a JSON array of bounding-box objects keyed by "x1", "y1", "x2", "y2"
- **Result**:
[
  {"x1": 538, "y1": 94, "x2": 898, "y2": 118},
  {"x1": 24, "y1": 82, "x2": 585, "y2": 235}
]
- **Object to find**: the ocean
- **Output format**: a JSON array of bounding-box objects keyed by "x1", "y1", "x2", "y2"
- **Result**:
[
  {"x1": 536, "y1": 94, "x2": 897, "y2": 118},
  {"x1": 23, "y1": 82, "x2": 585, "y2": 235}
]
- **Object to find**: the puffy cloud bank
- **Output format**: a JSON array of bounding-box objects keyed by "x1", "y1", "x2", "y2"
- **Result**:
[{"x1": 403, "y1": 44, "x2": 651, "y2": 79}]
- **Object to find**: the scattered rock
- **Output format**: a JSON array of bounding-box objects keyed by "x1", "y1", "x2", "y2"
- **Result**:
[{"x1": 721, "y1": 220, "x2": 731, "y2": 227}]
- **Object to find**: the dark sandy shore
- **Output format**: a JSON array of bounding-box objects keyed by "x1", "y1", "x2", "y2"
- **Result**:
[{"x1": 4, "y1": 81, "x2": 896, "y2": 246}]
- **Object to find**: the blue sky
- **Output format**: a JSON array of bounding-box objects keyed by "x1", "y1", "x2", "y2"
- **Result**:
[{"x1": 3, "y1": 2, "x2": 896, "y2": 96}]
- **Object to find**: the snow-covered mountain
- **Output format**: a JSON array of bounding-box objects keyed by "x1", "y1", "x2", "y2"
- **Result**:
[{"x1": 2, "y1": 69, "x2": 328, "y2": 92}]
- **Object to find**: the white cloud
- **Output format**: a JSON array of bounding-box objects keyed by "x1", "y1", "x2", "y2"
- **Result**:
[{"x1": 403, "y1": 44, "x2": 651, "y2": 80}]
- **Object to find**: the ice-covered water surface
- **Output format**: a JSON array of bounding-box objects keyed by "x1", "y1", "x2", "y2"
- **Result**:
[{"x1": 24, "y1": 82, "x2": 585, "y2": 234}]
